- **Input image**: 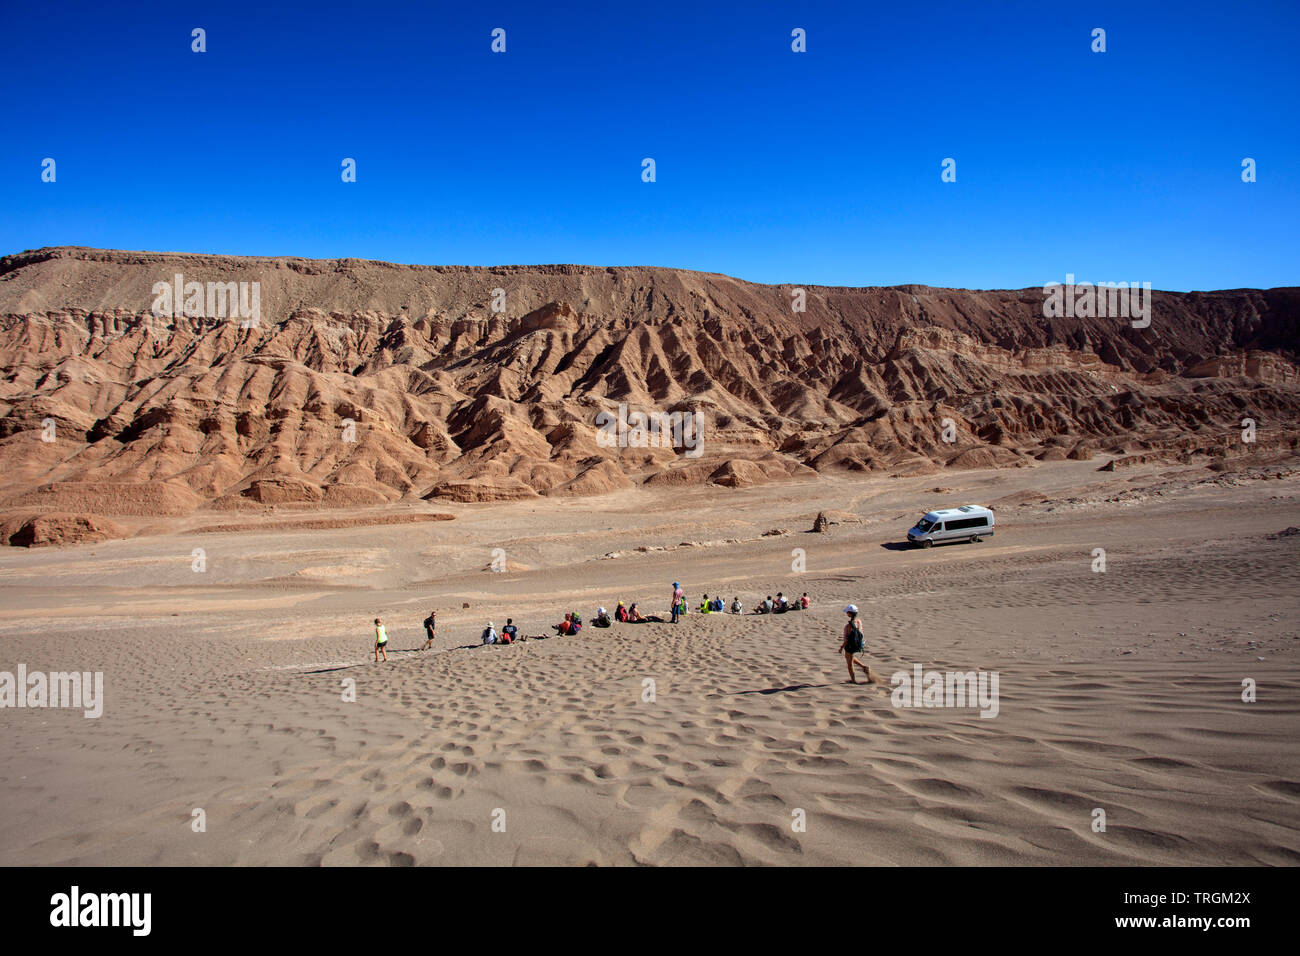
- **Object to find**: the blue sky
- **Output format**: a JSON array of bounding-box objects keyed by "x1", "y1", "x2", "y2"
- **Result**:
[{"x1": 1, "y1": 0, "x2": 1296, "y2": 290}]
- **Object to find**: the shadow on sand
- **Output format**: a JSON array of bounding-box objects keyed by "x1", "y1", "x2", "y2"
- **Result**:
[{"x1": 731, "y1": 683, "x2": 833, "y2": 696}]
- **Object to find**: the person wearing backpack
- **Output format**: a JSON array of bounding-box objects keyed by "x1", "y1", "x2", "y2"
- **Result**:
[
  {"x1": 839, "y1": 605, "x2": 872, "y2": 684},
  {"x1": 501, "y1": 619, "x2": 518, "y2": 644}
]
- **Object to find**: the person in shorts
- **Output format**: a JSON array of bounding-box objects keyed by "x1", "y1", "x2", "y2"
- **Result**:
[
  {"x1": 374, "y1": 618, "x2": 388, "y2": 662},
  {"x1": 422, "y1": 610, "x2": 437, "y2": 650},
  {"x1": 839, "y1": 605, "x2": 872, "y2": 684}
]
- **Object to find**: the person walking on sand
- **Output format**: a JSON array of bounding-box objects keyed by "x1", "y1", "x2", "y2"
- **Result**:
[
  {"x1": 839, "y1": 605, "x2": 872, "y2": 684},
  {"x1": 374, "y1": 618, "x2": 389, "y2": 662},
  {"x1": 671, "y1": 581, "x2": 684, "y2": 623},
  {"x1": 422, "y1": 609, "x2": 437, "y2": 650}
]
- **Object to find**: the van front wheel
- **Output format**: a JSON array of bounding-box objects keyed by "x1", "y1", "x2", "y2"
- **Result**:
[{"x1": 920, "y1": 539, "x2": 932, "y2": 549}]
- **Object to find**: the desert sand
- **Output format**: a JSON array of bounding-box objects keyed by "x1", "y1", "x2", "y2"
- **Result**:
[{"x1": 1, "y1": 458, "x2": 1297, "y2": 866}]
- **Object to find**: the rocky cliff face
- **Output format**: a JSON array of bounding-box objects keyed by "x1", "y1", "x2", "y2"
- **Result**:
[{"x1": 0, "y1": 246, "x2": 1296, "y2": 543}]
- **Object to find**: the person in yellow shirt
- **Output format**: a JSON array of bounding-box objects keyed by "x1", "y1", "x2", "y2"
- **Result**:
[{"x1": 374, "y1": 618, "x2": 388, "y2": 662}]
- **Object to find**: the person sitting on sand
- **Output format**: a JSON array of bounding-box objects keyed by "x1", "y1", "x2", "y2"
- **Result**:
[
  {"x1": 755, "y1": 596, "x2": 773, "y2": 614},
  {"x1": 730, "y1": 596, "x2": 742, "y2": 614},
  {"x1": 482, "y1": 621, "x2": 498, "y2": 645},
  {"x1": 775, "y1": 592, "x2": 789, "y2": 613},
  {"x1": 374, "y1": 618, "x2": 388, "y2": 662},
  {"x1": 699, "y1": 593, "x2": 713, "y2": 614},
  {"x1": 501, "y1": 618, "x2": 518, "y2": 644},
  {"x1": 422, "y1": 609, "x2": 437, "y2": 649},
  {"x1": 628, "y1": 603, "x2": 648, "y2": 623},
  {"x1": 554, "y1": 613, "x2": 573, "y2": 636},
  {"x1": 839, "y1": 604, "x2": 872, "y2": 684},
  {"x1": 800, "y1": 592, "x2": 810, "y2": 610},
  {"x1": 594, "y1": 607, "x2": 612, "y2": 627},
  {"x1": 711, "y1": 595, "x2": 724, "y2": 612},
  {"x1": 616, "y1": 601, "x2": 629, "y2": 623}
]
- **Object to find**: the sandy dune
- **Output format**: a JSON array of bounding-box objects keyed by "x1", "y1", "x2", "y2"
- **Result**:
[{"x1": 0, "y1": 459, "x2": 1296, "y2": 865}]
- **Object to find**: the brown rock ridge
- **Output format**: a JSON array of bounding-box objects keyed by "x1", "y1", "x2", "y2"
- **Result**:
[{"x1": 0, "y1": 246, "x2": 1297, "y2": 545}]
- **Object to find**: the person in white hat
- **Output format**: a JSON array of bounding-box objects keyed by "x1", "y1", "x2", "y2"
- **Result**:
[
  {"x1": 839, "y1": 605, "x2": 872, "y2": 684},
  {"x1": 481, "y1": 621, "x2": 498, "y2": 645}
]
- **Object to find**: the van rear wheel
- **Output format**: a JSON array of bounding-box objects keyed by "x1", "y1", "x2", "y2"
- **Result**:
[{"x1": 970, "y1": 535, "x2": 982, "y2": 544}]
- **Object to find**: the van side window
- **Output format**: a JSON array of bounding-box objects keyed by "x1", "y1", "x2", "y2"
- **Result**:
[{"x1": 945, "y1": 516, "x2": 991, "y2": 531}]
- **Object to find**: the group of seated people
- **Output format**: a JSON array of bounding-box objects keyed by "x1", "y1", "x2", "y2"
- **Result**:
[
  {"x1": 753, "y1": 592, "x2": 810, "y2": 614},
  {"x1": 553, "y1": 611, "x2": 586, "y2": 635},
  {"x1": 615, "y1": 601, "x2": 650, "y2": 623},
  {"x1": 695, "y1": 591, "x2": 811, "y2": 614},
  {"x1": 480, "y1": 619, "x2": 521, "y2": 644},
  {"x1": 482, "y1": 591, "x2": 813, "y2": 646},
  {"x1": 696, "y1": 593, "x2": 739, "y2": 614}
]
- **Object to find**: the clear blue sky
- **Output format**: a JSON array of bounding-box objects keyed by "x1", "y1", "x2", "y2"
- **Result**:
[{"x1": 2, "y1": 0, "x2": 1296, "y2": 291}]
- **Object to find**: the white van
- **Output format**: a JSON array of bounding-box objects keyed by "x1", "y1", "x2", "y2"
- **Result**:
[{"x1": 907, "y1": 505, "x2": 995, "y2": 548}]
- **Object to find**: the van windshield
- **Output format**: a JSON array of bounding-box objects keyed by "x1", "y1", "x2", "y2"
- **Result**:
[{"x1": 915, "y1": 517, "x2": 935, "y2": 532}]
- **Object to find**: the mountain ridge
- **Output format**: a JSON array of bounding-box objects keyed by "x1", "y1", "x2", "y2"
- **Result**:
[{"x1": 1, "y1": 246, "x2": 1296, "y2": 545}]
